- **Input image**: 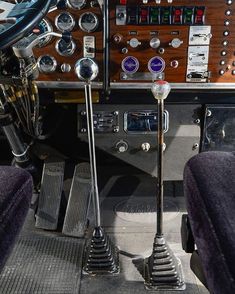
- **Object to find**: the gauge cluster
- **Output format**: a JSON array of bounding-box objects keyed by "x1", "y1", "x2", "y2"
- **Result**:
[{"x1": 33, "y1": 0, "x2": 103, "y2": 84}]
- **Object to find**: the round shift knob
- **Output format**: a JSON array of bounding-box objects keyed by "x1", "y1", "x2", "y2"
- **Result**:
[
  {"x1": 74, "y1": 58, "x2": 99, "y2": 82},
  {"x1": 151, "y1": 80, "x2": 171, "y2": 101}
]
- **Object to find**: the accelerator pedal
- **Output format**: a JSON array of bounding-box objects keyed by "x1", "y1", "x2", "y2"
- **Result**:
[
  {"x1": 62, "y1": 162, "x2": 91, "y2": 238},
  {"x1": 35, "y1": 159, "x2": 65, "y2": 230}
]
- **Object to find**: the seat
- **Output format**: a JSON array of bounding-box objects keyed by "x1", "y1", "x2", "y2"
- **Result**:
[
  {"x1": 183, "y1": 151, "x2": 235, "y2": 294},
  {"x1": 0, "y1": 166, "x2": 33, "y2": 271}
]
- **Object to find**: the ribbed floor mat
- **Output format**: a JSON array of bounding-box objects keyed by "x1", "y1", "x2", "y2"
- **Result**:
[{"x1": 0, "y1": 233, "x2": 83, "y2": 294}]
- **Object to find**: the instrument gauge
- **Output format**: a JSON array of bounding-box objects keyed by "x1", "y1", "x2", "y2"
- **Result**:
[
  {"x1": 55, "y1": 12, "x2": 75, "y2": 32},
  {"x1": 68, "y1": 0, "x2": 86, "y2": 10},
  {"x1": 32, "y1": 19, "x2": 53, "y2": 47},
  {"x1": 55, "y1": 39, "x2": 76, "y2": 56},
  {"x1": 37, "y1": 55, "x2": 57, "y2": 73},
  {"x1": 78, "y1": 12, "x2": 99, "y2": 33}
]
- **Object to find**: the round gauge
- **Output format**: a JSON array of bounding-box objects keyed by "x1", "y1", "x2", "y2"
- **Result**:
[
  {"x1": 68, "y1": 0, "x2": 86, "y2": 10},
  {"x1": 37, "y1": 55, "x2": 57, "y2": 73},
  {"x1": 78, "y1": 12, "x2": 99, "y2": 33},
  {"x1": 32, "y1": 19, "x2": 53, "y2": 47},
  {"x1": 55, "y1": 12, "x2": 75, "y2": 32},
  {"x1": 55, "y1": 39, "x2": 76, "y2": 56}
]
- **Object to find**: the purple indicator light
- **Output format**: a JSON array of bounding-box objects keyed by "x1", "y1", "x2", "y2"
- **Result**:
[
  {"x1": 121, "y1": 56, "x2": 139, "y2": 74},
  {"x1": 148, "y1": 56, "x2": 165, "y2": 74}
]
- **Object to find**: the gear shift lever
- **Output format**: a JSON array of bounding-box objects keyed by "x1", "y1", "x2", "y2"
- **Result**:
[
  {"x1": 144, "y1": 81, "x2": 185, "y2": 290},
  {"x1": 75, "y1": 58, "x2": 119, "y2": 275}
]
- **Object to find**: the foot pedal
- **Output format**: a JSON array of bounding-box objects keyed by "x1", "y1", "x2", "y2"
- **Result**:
[
  {"x1": 35, "y1": 159, "x2": 65, "y2": 230},
  {"x1": 62, "y1": 162, "x2": 91, "y2": 238}
]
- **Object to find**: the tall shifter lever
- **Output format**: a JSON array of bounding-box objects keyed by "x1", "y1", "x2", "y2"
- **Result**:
[
  {"x1": 144, "y1": 81, "x2": 185, "y2": 290},
  {"x1": 74, "y1": 58, "x2": 119, "y2": 275}
]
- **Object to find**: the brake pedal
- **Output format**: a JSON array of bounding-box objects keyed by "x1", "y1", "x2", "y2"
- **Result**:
[
  {"x1": 35, "y1": 159, "x2": 65, "y2": 230},
  {"x1": 62, "y1": 162, "x2": 91, "y2": 238}
]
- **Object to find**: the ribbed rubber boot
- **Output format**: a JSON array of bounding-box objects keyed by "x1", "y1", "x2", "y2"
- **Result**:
[
  {"x1": 144, "y1": 235, "x2": 185, "y2": 290},
  {"x1": 83, "y1": 226, "x2": 119, "y2": 275}
]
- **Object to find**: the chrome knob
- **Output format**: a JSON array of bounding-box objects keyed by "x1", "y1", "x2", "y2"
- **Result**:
[
  {"x1": 151, "y1": 80, "x2": 171, "y2": 101},
  {"x1": 74, "y1": 58, "x2": 99, "y2": 82},
  {"x1": 141, "y1": 142, "x2": 150, "y2": 152}
]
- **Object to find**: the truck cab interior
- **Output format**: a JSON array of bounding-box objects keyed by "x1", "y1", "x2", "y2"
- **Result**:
[{"x1": 0, "y1": 1, "x2": 235, "y2": 293}]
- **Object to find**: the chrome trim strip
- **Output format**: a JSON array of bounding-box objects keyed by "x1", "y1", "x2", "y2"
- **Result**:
[
  {"x1": 36, "y1": 81, "x2": 235, "y2": 90},
  {"x1": 110, "y1": 82, "x2": 235, "y2": 90},
  {"x1": 35, "y1": 81, "x2": 103, "y2": 89}
]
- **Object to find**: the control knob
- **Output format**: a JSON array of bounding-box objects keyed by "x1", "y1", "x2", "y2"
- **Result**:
[
  {"x1": 128, "y1": 38, "x2": 141, "y2": 48},
  {"x1": 116, "y1": 140, "x2": 128, "y2": 153},
  {"x1": 113, "y1": 34, "x2": 123, "y2": 44},
  {"x1": 150, "y1": 38, "x2": 161, "y2": 49},
  {"x1": 169, "y1": 38, "x2": 183, "y2": 48}
]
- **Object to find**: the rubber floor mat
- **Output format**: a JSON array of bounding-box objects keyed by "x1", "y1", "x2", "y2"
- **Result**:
[{"x1": 0, "y1": 233, "x2": 83, "y2": 294}]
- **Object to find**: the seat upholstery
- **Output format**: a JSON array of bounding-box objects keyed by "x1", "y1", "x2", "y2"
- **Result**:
[
  {"x1": 0, "y1": 166, "x2": 32, "y2": 271},
  {"x1": 184, "y1": 151, "x2": 235, "y2": 294}
]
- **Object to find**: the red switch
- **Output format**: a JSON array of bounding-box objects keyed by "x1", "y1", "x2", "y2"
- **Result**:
[
  {"x1": 172, "y1": 7, "x2": 183, "y2": 24},
  {"x1": 120, "y1": 0, "x2": 127, "y2": 5},
  {"x1": 195, "y1": 7, "x2": 205, "y2": 24},
  {"x1": 139, "y1": 6, "x2": 149, "y2": 24}
]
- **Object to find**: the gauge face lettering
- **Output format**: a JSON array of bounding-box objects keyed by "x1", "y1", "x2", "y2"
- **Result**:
[
  {"x1": 32, "y1": 19, "x2": 53, "y2": 48},
  {"x1": 55, "y1": 12, "x2": 75, "y2": 32},
  {"x1": 68, "y1": 0, "x2": 86, "y2": 10},
  {"x1": 37, "y1": 55, "x2": 57, "y2": 73},
  {"x1": 78, "y1": 12, "x2": 99, "y2": 33}
]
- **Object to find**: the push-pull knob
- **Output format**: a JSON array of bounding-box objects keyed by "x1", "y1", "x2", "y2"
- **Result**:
[
  {"x1": 116, "y1": 140, "x2": 128, "y2": 153},
  {"x1": 74, "y1": 57, "x2": 98, "y2": 82},
  {"x1": 141, "y1": 142, "x2": 150, "y2": 152}
]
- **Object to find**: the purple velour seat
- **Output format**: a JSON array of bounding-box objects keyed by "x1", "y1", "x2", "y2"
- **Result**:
[
  {"x1": 184, "y1": 151, "x2": 235, "y2": 294},
  {"x1": 0, "y1": 166, "x2": 33, "y2": 271}
]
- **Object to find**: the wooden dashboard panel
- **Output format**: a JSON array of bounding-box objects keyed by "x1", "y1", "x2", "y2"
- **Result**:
[
  {"x1": 34, "y1": 0, "x2": 235, "y2": 86},
  {"x1": 109, "y1": 0, "x2": 235, "y2": 84},
  {"x1": 34, "y1": 4, "x2": 103, "y2": 83}
]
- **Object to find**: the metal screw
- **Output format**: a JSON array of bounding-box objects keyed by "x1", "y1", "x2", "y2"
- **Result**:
[
  {"x1": 113, "y1": 111, "x2": 119, "y2": 116},
  {"x1": 192, "y1": 143, "x2": 199, "y2": 150},
  {"x1": 81, "y1": 128, "x2": 87, "y2": 133},
  {"x1": 81, "y1": 111, "x2": 86, "y2": 116},
  {"x1": 195, "y1": 119, "x2": 200, "y2": 124}
]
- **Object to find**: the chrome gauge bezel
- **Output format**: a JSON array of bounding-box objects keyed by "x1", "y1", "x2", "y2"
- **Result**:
[
  {"x1": 55, "y1": 12, "x2": 75, "y2": 32},
  {"x1": 78, "y1": 12, "x2": 99, "y2": 33},
  {"x1": 36, "y1": 18, "x2": 53, "y2": 48},
  {"x1": 68, "y1": 0, "x2": 86, "y2": 10},
  {"x1": 55, "y1": 39, "x2": 76, "y2": 56},
  {"x1": 37, "y1": 55, "x2": 57, "y2": 73}
]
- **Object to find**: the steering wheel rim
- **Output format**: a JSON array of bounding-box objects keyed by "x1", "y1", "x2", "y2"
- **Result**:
[{"x1": 0, "y1": 0, "x2": 52, "y2": 50}]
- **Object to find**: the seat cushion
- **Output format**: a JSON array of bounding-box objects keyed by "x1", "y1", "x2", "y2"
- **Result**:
[
  {"x1": 184, "y1": 151, "x2": 235, "y2": 294},
  {"x1": 0, "y1": 166, "x2": 32, "y2": 270}
]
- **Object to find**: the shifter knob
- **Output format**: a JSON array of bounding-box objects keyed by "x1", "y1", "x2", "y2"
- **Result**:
[
  {"x1": 74, "y1": 58, "x2": 99, "y2": 82},
  {"x1": 151, "y1": 80, "x2": 171, "y2": 101}
]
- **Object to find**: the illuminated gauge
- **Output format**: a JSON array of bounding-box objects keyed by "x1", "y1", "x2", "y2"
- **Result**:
[
  {"x1": 55, "y1": 39, "x2": 76, "y2": 56},
  {"x1": 32, "y1": 19, "x2": 53, "y2": 47},
  {"x1": 78, "y1": 12, "x2": 99, "y2": 33},
  {"x1": 68, "y1": 0, "x2": 86, "y2": 9},
  {"x1": 37, "y1": 55, "x2": 57, "y2": 73},
  {"x1": 55, "y1": 12, "x2": 75, "y2": 32}
]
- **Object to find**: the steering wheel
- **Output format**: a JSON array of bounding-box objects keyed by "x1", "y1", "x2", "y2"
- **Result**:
[{"x1": 0, "y1": 0, "x2": 52, "y2": 50}]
